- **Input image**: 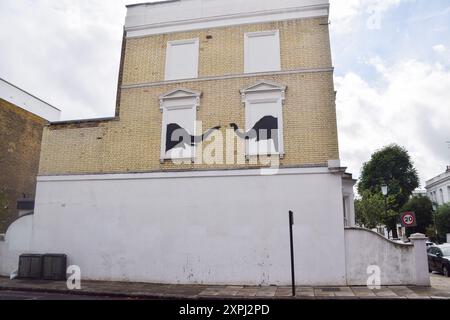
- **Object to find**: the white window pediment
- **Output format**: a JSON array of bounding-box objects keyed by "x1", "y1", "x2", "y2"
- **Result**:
[
  {"x1": 241, "y1": 80, "x2": 286, "y2": 93},
  {"x1": 240, "y1": 81, "x2": 286, "y2": 103},
  {"x1": 160, "y1": 88, "x2": 201, "y2": 100},
  {"x1": 239, "y1": 81, "x2": 286, "y2": 158},
  {"x1": 159, "y1": 89, "x2": 202, "y2": 111}
]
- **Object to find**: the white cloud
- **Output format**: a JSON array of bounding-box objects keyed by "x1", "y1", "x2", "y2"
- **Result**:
[
  {"x1": 407, "y1": 6, "x2": 450, "y2": 23},
  {"x1": 336, "y1": 58, "x2": 450, "y2": 186},
  {"x1": 330, "y1": 0, "x2": 410, "y2": 33},
  {"x1": 433, "y1": 44, "x2": 447, "y2": 54},
  {"x1": 0, "y1": 0, "x2": 141, "y2": 119},
  {"x1": 432, "y1": 44, "x2": 450, "y2": 64}
]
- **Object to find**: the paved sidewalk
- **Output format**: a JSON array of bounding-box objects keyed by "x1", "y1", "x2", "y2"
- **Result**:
[{"x1": 0, "y1": 275, "x2": 449, "y2": 300}]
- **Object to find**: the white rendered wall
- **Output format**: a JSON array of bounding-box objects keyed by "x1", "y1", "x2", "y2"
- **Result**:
[
  {"x1": 0, "y1": 215, "x2": 33, "y2": 276},
  {"x1": 125, "y1": 0, "x2": 330, "y2": 37},
  {"x1": 345, "y1": 228, "x2": 416, "y2": 286},
  {"x1": 0, "y1": 78, "x2": 61, "y2": 122},
  {"x1": 23, "y1": 168, "x2": 347, "y2": 286},
  {"x1": 342, "y1": 178, "x2": 356, "y2": 227}
]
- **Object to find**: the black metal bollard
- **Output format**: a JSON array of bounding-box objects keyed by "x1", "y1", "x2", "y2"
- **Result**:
[{"x1": 289, "y1": 210, "x2": 296, "y2": 296}]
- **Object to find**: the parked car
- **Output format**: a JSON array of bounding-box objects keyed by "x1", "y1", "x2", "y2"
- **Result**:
[
  {"x1": 426, "y1": 241, "x2": 436, "y2": 247},
  {"x1": 427, "y1": 245, "x2": 450, "y2": 277}
]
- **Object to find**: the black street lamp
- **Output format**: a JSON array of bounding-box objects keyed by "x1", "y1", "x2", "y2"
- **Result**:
[
  {"x1": 381, "y1": 183, "x2": 389, "y2": 239},
  {"x1": 432, "y1": 203, "x2": 438, "y2": 241}
]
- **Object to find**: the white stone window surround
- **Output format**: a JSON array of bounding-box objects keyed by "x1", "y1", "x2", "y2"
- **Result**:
[
  {"x1": 159, "y1": 89, "x2": 202, "y2": 163},
  {"x1": 240, "y1": 81, "x2": 286, "y2": 159},
  {"x1": 244, "y1": 30, "x2": 281, "y2": 74},
  {"x1": 164, "y1": 38, "x2": 200, "y2": 81}
]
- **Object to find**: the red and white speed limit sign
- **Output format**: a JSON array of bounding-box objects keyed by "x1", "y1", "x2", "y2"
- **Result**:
[{"x1": 400, "y1": 212, "x2": 417, "y2": 227}]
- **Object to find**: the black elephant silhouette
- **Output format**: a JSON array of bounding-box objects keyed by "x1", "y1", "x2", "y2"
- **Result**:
[
  {"x1": 230, "y1": 115, "x2": 279, "y2": 152},
  {"x1": 166, "y1": 124, "x2": 221, "y2": 153}
]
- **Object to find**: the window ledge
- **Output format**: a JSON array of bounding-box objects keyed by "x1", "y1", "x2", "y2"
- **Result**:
[
  {"x1": 160, "y1": 157, "x2": 196, "y2": 164},
  {"x1": 246, "y1": 153, "x2": 285, "y2": 160}
]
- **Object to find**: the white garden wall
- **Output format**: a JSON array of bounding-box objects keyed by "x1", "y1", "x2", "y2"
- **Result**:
[
  {"x1": 345, "y1": 228, "x2": 429, "y2": 286},
  {"x1": 1, "y1": 167, "x2": 348, "y2": 286},
  {"x1": 0, "y1": 215, "x2": 33, "y2": 276}
]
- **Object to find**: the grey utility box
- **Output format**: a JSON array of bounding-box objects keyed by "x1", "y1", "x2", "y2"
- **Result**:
[
  {"x1": 42, "y1": 254, "x2": 67, "y2": 281},
  {"x1": 18, "y1": 254, "x2": 43, "y2": 279}
]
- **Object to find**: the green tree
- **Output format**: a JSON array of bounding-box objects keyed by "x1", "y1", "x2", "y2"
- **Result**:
[
  {"x1": 401, "y1": 196, "x2": 434, "y2": 237},
  {"x1": 436, "y1": 204, "x2": 450, "y2": 243},
  {"x1": 357, "y1": 144, "x2": 419, "y2": 237},
  {"x1": 355, "y1": 190, "x2": 398, "y2": 230},
  {"x1": 355, "y1": 191, "x2": 384, "y2": 228},
  {"x1": 426, "y1": 225, "x2": 438, "y2": 242}
]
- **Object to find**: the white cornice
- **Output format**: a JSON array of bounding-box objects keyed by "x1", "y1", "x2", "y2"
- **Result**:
[
  {"x1": 37, "y1": 166, "x2": 330, "y2": 182},
  {"x1": 425, "y1": 173, "x2": 450, "y2": 189},
  {"x1": 121, "y1": 67, "x2": 334, "y2": 90},
  {"x1": 125, "y1": 3, "x2": 329, "y2": 38}
]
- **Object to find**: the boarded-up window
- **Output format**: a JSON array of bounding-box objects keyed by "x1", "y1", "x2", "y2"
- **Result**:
[
  {"x1": 159, "y1": 89, "x2": 201, "y2": 162},
  {"x1": 240, "y1": 81, "x2": 286, "y2": 158},
  {"x1": 165, "y1": 39, "x2": 199, "y2": 81},
  {"x1": 244, "y1": 31, "x2": 281, "y2": 73}
]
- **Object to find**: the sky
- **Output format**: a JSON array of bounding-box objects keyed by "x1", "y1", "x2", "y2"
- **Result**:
[{"x1": 0, "y1": 0, "x2": 449, "y2": 188}]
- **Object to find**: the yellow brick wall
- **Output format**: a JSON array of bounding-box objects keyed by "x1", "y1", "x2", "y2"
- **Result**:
[
  {"x1": 122, "y1": 17, "x2": 332, "y2": 85},
  {"x1": 38, "y1": 17, "x2": 339, "y2": 176},
  {"x1": 39, "y1": 72, "x2": 338, "y2": 175},
  {"x1": 0, "y1": 99, "x2": 46, "y2": 232}
]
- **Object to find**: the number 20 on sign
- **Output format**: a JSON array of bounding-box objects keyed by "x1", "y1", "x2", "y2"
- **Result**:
[{"x1": 401, "y1": 212, "x2": 417, "y2": 228}]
